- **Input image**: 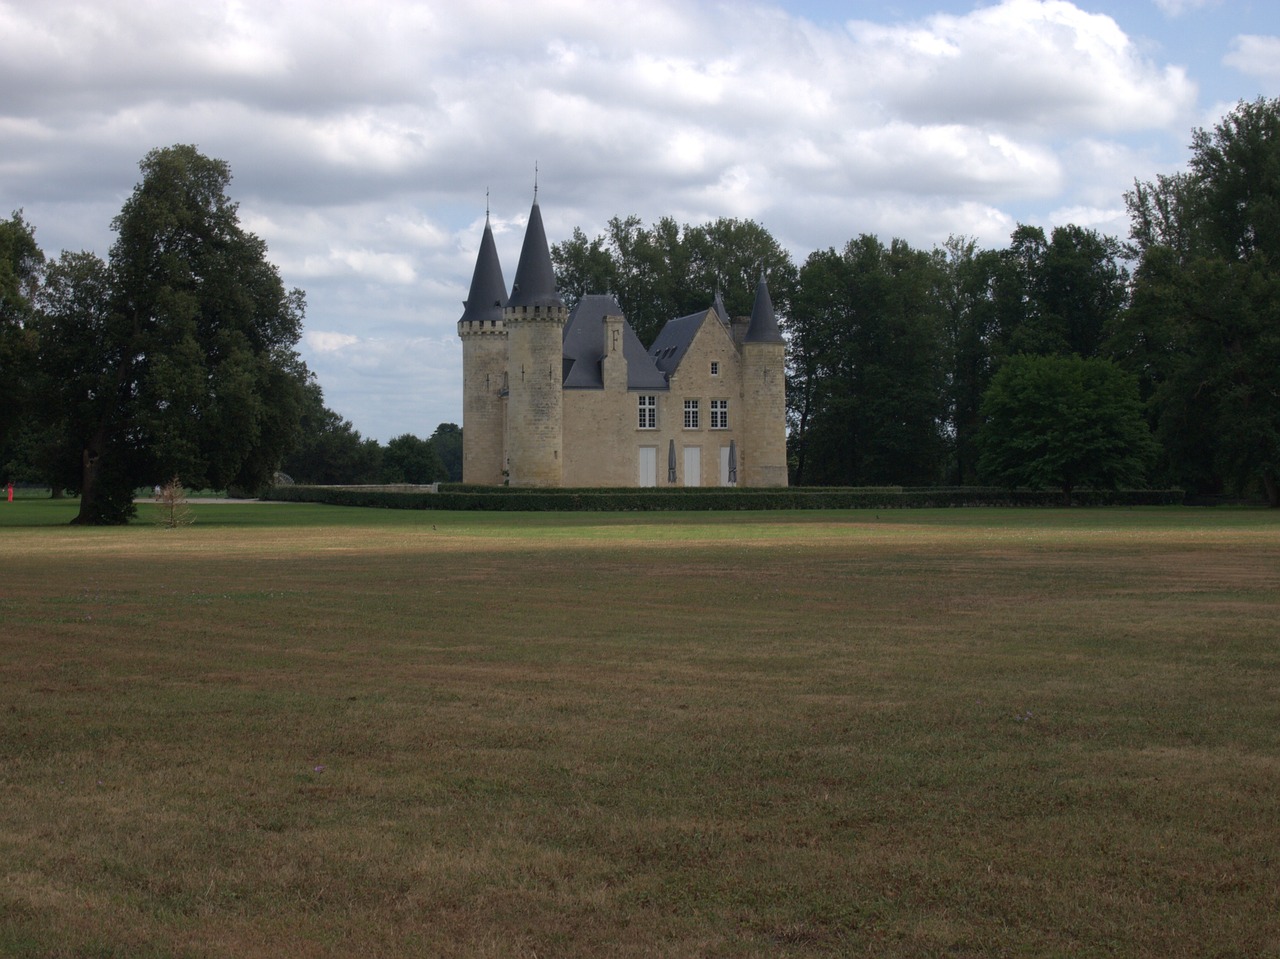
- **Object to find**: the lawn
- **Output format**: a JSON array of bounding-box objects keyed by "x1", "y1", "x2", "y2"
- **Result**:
[{"x1": 2, "y1": 501, "x2": 1278, "y2": 957}]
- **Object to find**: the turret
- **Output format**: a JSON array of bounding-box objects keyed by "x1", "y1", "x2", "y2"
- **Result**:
[
  {"x1": 503, "y1": 198, "x2": 567, "y2": 486},
  {"x1": 741, "y1": 272, "x2": 788, "y2": 486},
  {"x1": 457, "y1": 214, "x2": 509, "y2": 484}
]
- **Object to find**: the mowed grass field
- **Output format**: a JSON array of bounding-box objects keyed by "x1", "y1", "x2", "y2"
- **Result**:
[{"x1": 2, "y1": 501, "x2": 1278, "y2": 958}]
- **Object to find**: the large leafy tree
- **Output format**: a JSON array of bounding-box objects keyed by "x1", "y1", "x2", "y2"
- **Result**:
[
  {"x1": 977, "y1": 354, "x2": 1156, "y2": 505},
  {"x1": 429, "y1": 422, "x2": 463, "y2": 482},
  {"x1": 788, "y1": 235, "x2": 947, "y2": 486},
  {"x1": 938, "y1": 236, "x2": 1003, "y2": 485},
  {"x1": 279, "y1": 380, "x2": 382, "y2": 485},
  {"x1": 0, "y1": 211, "x2": 44, "y2": 461},
  {"x1": 382, "y1": 433, "x2": 444, "y2": 484},
  {"x1": 33, "y1": 145, "x2": 309, "y2": 523},
  {"x1": 1124, "y1": 97, "x2": 1280, "y2": 504},
  {"x1": 994, "y1": 224, "x2": 1130, "y2": 359}
]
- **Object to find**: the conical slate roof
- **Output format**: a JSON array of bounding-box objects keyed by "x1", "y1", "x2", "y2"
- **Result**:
[
  {"x1": 459, "y1": 216, "x2": 507, "y2": 324},
  {"x1": 507, "y1": 200, "x2": 563, "y2": 310},
  {"x1": 745, "y1": 272, "x2": 784, "y2": 344}
]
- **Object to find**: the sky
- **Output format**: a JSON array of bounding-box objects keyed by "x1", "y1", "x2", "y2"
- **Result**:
[{"x1": 3, "y1": 0, "x2": 1278, "y2": 442}]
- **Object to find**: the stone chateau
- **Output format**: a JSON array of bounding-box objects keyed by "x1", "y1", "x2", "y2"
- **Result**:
[{"x1": 457, "y1": 196, "x2": 788, "y2": 487}]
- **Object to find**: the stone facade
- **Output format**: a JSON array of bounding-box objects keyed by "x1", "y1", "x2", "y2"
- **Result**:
[{"x1": 457, "y1": 199, "x2": 788, "y2": 488}]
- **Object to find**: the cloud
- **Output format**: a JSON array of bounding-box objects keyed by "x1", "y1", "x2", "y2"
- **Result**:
[
  {"x1": 1224, "y1": 35, "x2": 1280, "y2": 87},
  {"x1": 0, "y1": 0, "x2": 1224, "y2": 439},
  {"x1": 1151, "y1": 0, "x2": 1220, "y2": 16},
  {"x1": 305, "y1": 332, "x2": 359, "y2": 353},
  {"x1": 850, "y1": 0, "x2": 1196, "y2": 132}
]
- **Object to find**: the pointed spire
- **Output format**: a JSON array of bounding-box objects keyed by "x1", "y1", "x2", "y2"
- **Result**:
[
  {"x1": 459, "y1": 214, "x2": 507, "y2": 325},
  {"x1": 507, "y1": 197, "x2": 563, "y2": 310},
  {"x1": 745, "y1": 270, "x2": 784, "y2": 344}
]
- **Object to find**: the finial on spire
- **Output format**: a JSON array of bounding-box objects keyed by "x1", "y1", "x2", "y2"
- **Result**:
[
  {"x1": 534, "y1": 161, "x2": 539, "y2": 202},
  {"x1": 485, "y1": 187, "x2": 490, "y2": 222}
]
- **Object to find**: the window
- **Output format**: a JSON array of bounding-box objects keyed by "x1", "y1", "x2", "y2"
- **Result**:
[
  {"x1": 710, "y1": 399, "x2": 728, "y2": 429},
  {"x1": 710, "y1": 361, "x2": 719, "y2": 376},
  {"x1": 683, "y1": 398, "x2": 700, "y2": 429},
  {"x1": 637, "y1": 395, "x2": 656, "y2": 429}
]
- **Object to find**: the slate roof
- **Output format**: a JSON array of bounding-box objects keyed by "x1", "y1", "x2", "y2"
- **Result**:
[
  {"x1": 458, "y1": 216, "x2": 507, "y2": 325},
  {"x1": 648, "y1": 309, "x2": 709, "y2": 376},
  {"x1": 712, "y1": 291, "x2": 730, "y2": 327},
  {"x1": 745, "y1": 273, "x2": 784, "y2": 344},
  {"x1": 507, "y1": 200, "x2": 564, "y2": 310},
  {"x1": 562, "y1": 294, "x2": 668, "y2": 390}
]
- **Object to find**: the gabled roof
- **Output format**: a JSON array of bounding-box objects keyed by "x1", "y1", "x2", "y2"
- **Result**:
[
  {"x1": 562, "y1": 294, "x2": 667, "y2": 390},
  {"x1": 745, "y1": 272, "x2": 784, "y2": 344},
  {"x1": 648, "y1": 309, "x2": 709, "y2": 376},
  {"x1": 507, "y1": 200, "x2": 563, "y2": 310},
  {"x1": 458, "y1": 216, "x2": 507, "y2": 324}
]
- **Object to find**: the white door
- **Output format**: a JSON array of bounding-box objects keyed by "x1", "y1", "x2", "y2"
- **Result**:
[
  {"x1": 719, "y1": 446, "x2": 732, "y2": 486},
  {"x1": 638, "y1": 446, "x2": 657, "y2": 487},
  {"x1": 683, "y1": 446, "x2": 701, "y2": 487}
]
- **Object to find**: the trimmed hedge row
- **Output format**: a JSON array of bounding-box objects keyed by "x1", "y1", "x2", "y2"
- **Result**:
[{"x1": 264, "y1": 485, "x2": 1185, "y2": 511}]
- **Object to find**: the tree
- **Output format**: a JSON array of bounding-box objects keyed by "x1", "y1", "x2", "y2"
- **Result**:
[
  {"x1": 429, "y1": 422, "x2": 463, "y2": 482},
  {"x1": 32, "y1": 146, "x2": 309, "y2": 523},
  {"x1": 0, "y1": 211, "x2": 44, "y2": 461},
  {"x1": 382, "y1": 433, "x2": 444, "y2": 484},
  {"x1": 993, "y1": 224, "x2": 1130, "y2": 360},
  {"x1": 939, "y1": 236, "x2": 1003, "y2": 485},
  {"x1": 279, "y1": 380, "x2": 382, "y2": 485},
  {"x1": 787, "y1": 235, "x2": 947, "y2": 486},
  {"x1": 1125, "y1": 97, "x2": 1280, "y2": 504},
  {"x1": 976, "y1": 355, "x2": 1156, "y2": 505}
]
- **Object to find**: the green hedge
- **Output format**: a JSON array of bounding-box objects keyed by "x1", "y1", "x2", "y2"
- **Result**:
[{"x1": 264, "y1": 485, "x2": 1185, "y2": 511}]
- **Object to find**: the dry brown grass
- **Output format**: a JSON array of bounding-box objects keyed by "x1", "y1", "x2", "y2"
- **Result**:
[{"x1": 1, "y1": 505, "x2": 1278, "y2": 957}]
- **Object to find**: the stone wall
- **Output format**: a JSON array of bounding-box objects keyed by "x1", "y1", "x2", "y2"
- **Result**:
[{"x1": 504, "y1": 304, "x2": 566, "y2": 486}]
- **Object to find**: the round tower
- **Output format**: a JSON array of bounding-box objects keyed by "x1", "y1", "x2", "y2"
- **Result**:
[
  {"x1": 741, "y1": 272, "x2": 788, "y2": 486},
  {"x1": 504, "y1": 198, "x2": 567, "y2": 487},
  {"x1": 457, "y1": 214, "x2": 508, "y2": 485}
]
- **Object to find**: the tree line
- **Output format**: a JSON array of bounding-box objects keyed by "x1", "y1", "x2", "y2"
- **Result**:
[
  {"x1": 280, "y1": 399, "x2": 461, "y2": 487},
  {"x1": 3, "y1": 98, "x2": 1277, "y2": 521},
  {"x1": 552, "y1": 97, "x2": 1280, "y2": 506}
]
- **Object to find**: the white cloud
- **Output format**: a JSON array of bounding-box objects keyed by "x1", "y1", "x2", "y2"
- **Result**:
[
  {"x1": 305, "y1": 331, "x2": 359, "y2": 353},
  {"x1": 1151, "y1": 0, "x2": 1220, "y2": 16},
  {"x1": 850, "y1": 0, "x2": 1196, "y2": 132},
  {"x1": 0, "y1": 0, "x2": 1239, "y2": 439},
  {"x1": 1224, "y1": 35, "x2": 1280, "y2": 87}
]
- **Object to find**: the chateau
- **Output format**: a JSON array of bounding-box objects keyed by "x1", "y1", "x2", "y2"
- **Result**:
[{"x1": 457, "y1": 197, "x2": 788, "y2": 487}]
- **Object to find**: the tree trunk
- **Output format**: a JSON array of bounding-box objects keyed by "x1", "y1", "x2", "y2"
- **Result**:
[
  {"x1": 1264, "y1": 469, "x2": 1279, "y2": 508},
  {"x1": 70, "y1": 430, "x2": 106, "y2": 525}
]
